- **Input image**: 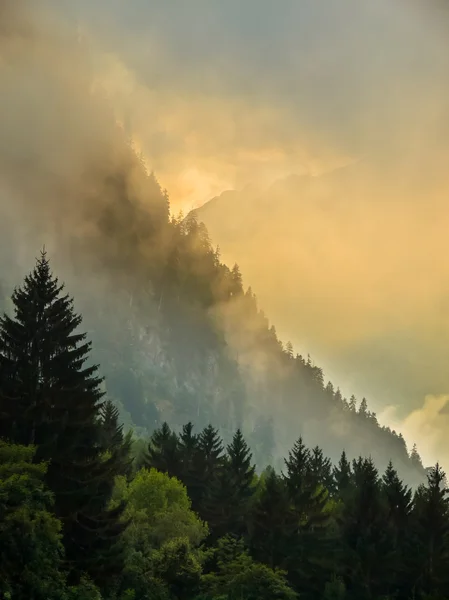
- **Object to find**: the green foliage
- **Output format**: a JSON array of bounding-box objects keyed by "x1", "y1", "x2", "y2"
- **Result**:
[
  {"x1": 408, "y1": 464, "x2": 449, "y2": 597},
  {"x1": 201, "y1": 536, "x2": 297, "y2": 600},
  {"x1": 0, "y1": 441, "x2": 66, "y2": 600},
  {"x1": 65, "y1": 576, "x2": 103, "y2": 600},
  {"x1": 0, "y1": 252, "x2": 127, "y2": 586},
  {"x1": 146, "y1": 422, "x2": 182, "y2": 478},
  {"x1": 100, "y1": 399, "x2": 134, "y2": 478},
  {"x1": 0, "y1": 248, "x2": 442, "y2": 600},
  {"x1": 249, "y1": 468, "x2": 295, "y2": 569},
  {"x1": 333, "y1": 451, "x2": 352, "y2": 498},
  {"x1": 113, "y1": 467, "x2": 208, "y2": 549},
  {"x1": 322, "y1": 577, "x2": 346, "y2": 600},
  {"x1": 111, "y1": 468, "x2": 207, "y2": 599},
  {"x1": 152, "y1": 537, "x2": 202, "y2": 599},
  {"x1": 201, "y1": 428, "x2": 256, "y2": 539}
]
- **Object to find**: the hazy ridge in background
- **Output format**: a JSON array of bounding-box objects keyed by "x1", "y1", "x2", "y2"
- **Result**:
[{"x1": 0, "y1": 0, "x2": 448, "y2": 477}]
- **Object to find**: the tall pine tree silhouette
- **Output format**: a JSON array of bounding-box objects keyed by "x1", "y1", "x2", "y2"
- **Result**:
[
  {"x1": 333, "y1": 450, "x2": 352, "y2": 499},
  {"x1": 145, "y1": 421, "x2": 181, "y2": 478},
  {"x1": 249, "y1": 468, "x2": 296, "y2": 569},
  {"x1": 410, "y1": 463, "x2": 449, "y2": 597},
  {"x1": 178, "y1": 421, "x2": 200, "y2": 491},
  {"x1": 0, "y1": 251, "x2": 127, "y2": 585},
  {"x1": 190, "y1": 424, "x2": 224, "y2": 515},
  {"x1": 99, "y1": 399, "x2": 133, "y2": 478},
  {"x1": 202, "y1": 428, "x2": 256, "y2": 539}
]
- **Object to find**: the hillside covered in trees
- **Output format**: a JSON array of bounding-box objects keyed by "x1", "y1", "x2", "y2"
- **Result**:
[
  {"x1": 0, "y1": 254, "x2": 447, "y2": 600},
  {"x1": 0, "y1": 5, "x2": 427, "y2": 488},
  {"x1": 0, "y1": 161, "x2": 427, "y2": 488}
]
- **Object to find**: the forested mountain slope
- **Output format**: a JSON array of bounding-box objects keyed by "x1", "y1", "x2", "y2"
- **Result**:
[
  {"x1": 0, "y1": 7, "x2": 425, "y2": 485},
  {"x1": 193, "y1": 161, "x2": 449, "y2": 429},
  {"x1": 1, "y1": 163, "x2": 426, "y2": 487},
  {"x1": 0, "y1": 251, "x2": 444, "y2": 600}
]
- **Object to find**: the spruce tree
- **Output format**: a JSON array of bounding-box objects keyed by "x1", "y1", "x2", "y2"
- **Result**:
[
  {"x1": 0, "y1": 252, "x2": 127, "y2": 585},
  {"x1": 227, "y1": 429, "x2": 256, "y2": 502},
  {"x1": 358, "y1": 398, "x2": 368, "y2": 416},
  {"x1": 283, "y1": 438, "x2": 333, "y2": 597},
  {"x1": 191, "y1": 424, "x2": 224, "y2": 514},
  {"x1": 284, "y1": 436, "x2": 312, "y2": 495},
  {"x1": 201, "y1": 457, "x2": 238, "y2": 540},
  {"x1": 410, "y1": 443, "x2": 424, "y2": 470},
  {"x1": 203, "y1": 429, "x2": 256, "y2": 538},
  {"x1": 410, "y1": 463, "x2": 449, "y2": 597},
  {"x1": 381, "y1": 461, "x2": 413, "y2": 596},
  {"x1": 333, "y1": 450, "x2": 352, "y2": 499},
  {"x1": 382, "y1": 461, "x2": 412, "y2": 532},
  {"x1": 99, "y1": 399, "x2": 133, "y2": 478},
  {"x1": 178, "y1": 421, "x2": 199, "y2": 477},
  {"x1": 249, "y1": 468, "x2": 295, "y2": 569},
  {"x1": 179, "y1": 421, "x2": 198, "y2": 451},
  {"x1": 176, "y1": 421, "x2": 202, "y2": 507},
  {"x1": 145, "y1": 421, "x2": 181, "y2": 478},
  {"x1": 351, "y1": 456, "x2": 365, "y2": 486},
  {"x1": 340, "y1": 458, "x2": 391, "y2": 599},
  {"x1": 348, "y1": 395, "x2": 357, "y2": 412},
  {"x1": 309, "y1": 445, "x2": 333, "y2": 492},
  {"x1": 100, "y1": 399, "x2": 123, "y2": 448}
]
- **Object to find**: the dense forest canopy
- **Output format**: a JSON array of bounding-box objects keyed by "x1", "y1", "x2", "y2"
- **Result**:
[
  {"x1": 0, "y1": 254, "x2": 448, "y2": 600},
  {"x1": 2, "y1": 4, "x2": 449, "y2": 598}
]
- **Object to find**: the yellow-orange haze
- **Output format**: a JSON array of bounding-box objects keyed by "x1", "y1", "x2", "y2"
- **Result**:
[{"x1": 1, "y1": 0, "x2": 449, "y2": 468}]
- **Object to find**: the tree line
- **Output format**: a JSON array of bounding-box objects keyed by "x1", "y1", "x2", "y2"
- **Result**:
[
  {"x1": 0, "y1": 253, "x2": 447, "y2": 600},
  {"x1": 75, "y1": 205, "x2": 425, "y2": 487}
]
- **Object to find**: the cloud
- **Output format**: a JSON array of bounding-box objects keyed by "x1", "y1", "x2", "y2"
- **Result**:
[
  {"x1": 36, "y1": 0, "x2": 449, "y2": 210},
  {"x1": 379, "y1": 395, "x2": 449, "y2": 473},
  {"x1": 1, "y1": 0, "x2": 449, "y2": 464}
]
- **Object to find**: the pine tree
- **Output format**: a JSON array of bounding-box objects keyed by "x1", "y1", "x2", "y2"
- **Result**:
[
  {"x1": 340, "y1": 458, "x2": 391, "y2": 599},
  {"x1": 410, "y1": 443, "x2": 424, "y2": 470},
  {"x1": 333, "y1": 450, "x2": 352, "y2": 499},
  {"x1": 382, "y1": 461, "x2": 412, "y2": 532},
  {"x1": 0, "y1": 252, "x2": 127, "y2": 585},
  {"x1": 189, "y1": 424, "x2": 224, "y2": 515},
  {"x1": 409, "y1": 463, "x2": 449, "y2": 597},
  {"x1": 201, "y1": 456, "x2": 238, "y2": 540},
  {"x1": 178, "y1": 421, "x2": 199, "y2": 485},
  {"x1": 249, "y1": 468, "x2": 295, "y2": 569},
  {"x1": 284, "y1": 436, "x2": 311, "y2": 495},
  {"x1": 285, "y1": 341, "x2": 294, "y2": 358},
  {"x1": 348, "y1": 395, "x2": 357, "y2": 412},
  {"x1": 230, "y1": 264, "x2": 243, "y2": 296},
  {"x1": 227, "y1": 429, "x2": 255, "y2": 495},
  {"x1": 100, "y1": 399, "x2": 122, "y2": 447},
  {"x1": 381, "y1": 461, "x2": 413, "y2": 596},
  {"x1": 224, "y1": 429, "x2": 256, "y2": 534},
  {"x1": 334, "y1": 388, "x2": 343, "y2": 405},
  {"x1": 309, "y1": 446, "x2": 333, "y2": 492},
  {"x1": 99, "y1": 399, "x2": 133, "y2": 478},
  {"x1": 284, "y1": 439, "x2": 333, "y2": 597},
  {"x1": 325, "y1": 381, "x2": 335, "y2": 401},
  {"x1": 358, "y1": 397, "x2": 368, "y2": 416},
  {"x1": 145, "y1": 422, "x2": 181, "y2": 478},
  {"x1": 351, "y1": 456, "x2": 365, "y2": 486}
]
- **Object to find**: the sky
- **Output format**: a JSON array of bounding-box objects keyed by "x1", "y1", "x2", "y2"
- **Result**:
[
  {"x1": 2, "y1": 0, "x2": 449, "y2": 468},
  {"x1": 48, "y1": 0, "x2": 449, "y2": 208}
]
